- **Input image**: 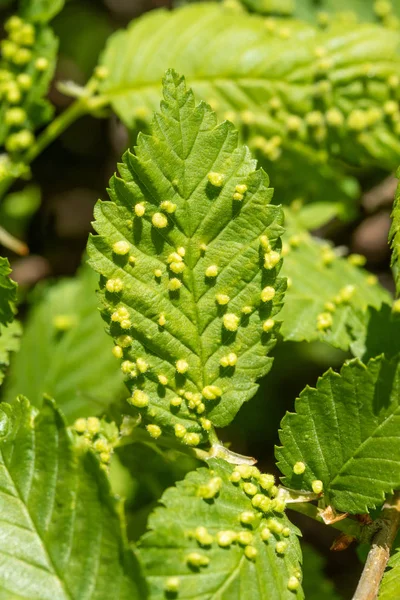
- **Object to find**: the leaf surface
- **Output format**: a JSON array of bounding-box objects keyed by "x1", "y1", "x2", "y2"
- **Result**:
[
  {"x1": 0, "y1": 320, "x2": 21, "y2": 386},
  {"x1": 88, "y1": 70, "x2": 285, "y2": 440},
  {"x1": 276, "y1": 357, "x2": 400, "y2": 514},
  {"x1": 139, "y1": 458, "x2": 303, "y2": 599},
  {"x1": 0, "y1": 257, "x2": 17, "y2": 326},
  {"x1": 4, "y1": 268, "x2": 125, "y2": 421},
  {"x1": 19, "y1": 0, "x2": 65, "y2": 22},
  {"x1": 0, "y1": 397, "x2": 145, "y2": 599},
  {"x1": 389, "y1": 169, "x2": 400, "y2": 296},
  {"x1": 379, "y1": 546, "x2": 400, "y2": 600}
]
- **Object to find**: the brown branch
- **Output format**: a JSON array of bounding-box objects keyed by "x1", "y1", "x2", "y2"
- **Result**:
[{"x1": 352, "y1": 492, "x2": 400, "y2": 600}]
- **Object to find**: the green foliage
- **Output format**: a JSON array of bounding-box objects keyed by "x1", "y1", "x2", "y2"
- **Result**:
[
  {"x1": 294, "y1": 0, "x2": 400, "y2": 26},
  {"x1": 0, "y1": 257, "x2": 17, "y2": 326},
  {"x1": 4, "y1": 267, "x2": 125, "y2": 422},
  {"x1": 0, "y1": 396, "x2": 145, "y2": 598},
  {"x1": 88, "y1": 70, "x2": 285, "y2": 441},
  {"x1": 301, "y1": 544, "x2": 342, "y2": 600},
  {"x1": 98, "y1": 3, "x2": 400, "y2": 205},
  {"x1": 0, "y1": 320, "x2": 21, "y2": 386},
  {"x1": 379, "y1": 545, "x2": 400, "y2": 600},
  {"x1": 239, "y1": 0, "x2": 294, "y2": 15},
  {"x1": 276, "y1": 356, "x2": 400, "y2": 514},
  {"x1": 349, "y1": 304, "x2": 400, "y2": 361},
  {"x1": 0, "y1": 183, "x2": 41, "y2": 238},
  {"x1": 19, "y1": 0, "x2": 65, "y2": 23},
  {"x1": 279, "y1": 211, "x2": 390, "y2": 350},
  {"x1": 139, "y1": 458, "x2": 303, "y2": 599},
  {"x1": 389, "y1": 169, "x2": 400, "y2": 296}
]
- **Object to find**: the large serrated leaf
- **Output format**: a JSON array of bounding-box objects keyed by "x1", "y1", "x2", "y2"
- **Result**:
[
  {"x1": 379, "y1": 546, "x2": 400, "y2": 600},
  {"x1": 139, "y1": 458, "x2": 303, "y2": 599},
  {"x1": 88, "y1": 70, "x2": 285, "y2": 440},
  {"x1": 389, "y1": 168, "x2": 400, "y2": 296},
  {"x1": 98, "y1": 3, "x2": 400, "y2": 203},
  {"x1": 349, "y1": 304, "x2": 400, "y2": 362},
  {"x1": 276, "y1": 356, "x2": 400, "y2": 514},
  {"x1": 4, "y1": 268, "x2": 125, "y2": 421},
  {"x1": 0, "y1": 257, "x2": 17, "y2": 326},
  {"x1": 279, "y1": 213, "x2": 390, "y2": 350},
  {"x1": 0, "y1": 396, "x2": 146, "y2": 599}
]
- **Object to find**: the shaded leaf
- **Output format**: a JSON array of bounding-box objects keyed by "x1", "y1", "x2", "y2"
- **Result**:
[
  {"x1": 379, "y1": 545, "x2": 400, "y2": 600},
  {"x1": 0, "y1": 257, "x2": 17, "y2": 326},
  {"x1": 349, "y1": 304, "x2": 400, "y2": 362},
  {"x1": 389, "y1": 168, "x2": 400, "y2": 296},
  {"x1": 0, "y1": 396, "x2": 146, "y2": 599},
  {"x1": 302, "y1": 544, "x2": 342, "y2": 600},
  {"x1": 276, "y1": 356, "x2": 400, "y2": 514},
  {"x1": 0, "y1": 320, "x2": 21, "y2": 386},
  {"x1": 19, "y1": 0, "x2": 65, "y2": 22}
]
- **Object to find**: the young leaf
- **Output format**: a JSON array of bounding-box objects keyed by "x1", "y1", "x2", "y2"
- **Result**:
[
  {"x1": 19, "y1": 0, "x2": 65, "y2": 23},
  {"x1": 139, "y1": 458, "x2": 303, "y2": 599},
  {"x1": 279, "y1": 215, "x2": 390, "y2": 350},
  {"x1": 0, "y1": 396, "x2": 146, "y2": 598},
  {"x1": 389, "y1": 168, "x2": 400, "y2": 296},
  {"x1": 349, "y1": 304, "x2": 400, "y2": 362},
  {"x1": 379, "y1": 546, "x2": 400, "y2": 600},
  {"x1": 276, "y1": 356, "x2": 400, "y2": 514},
  {"x1": 98, "y1": 4, "x2": 400, "y2": 180},
  {"x1": 0, "y1": 320, "x2": 21, "y2": 386},
  {"x1": 87, "y1": 70, "x2": 285, "y2": 442},
  {"x1": 0, "y1": 256, "x2": 17, "y2": 326},
  {"x1": 294, "y1": 0, "x2": 400, "y2": 24},
  {"x1": 4, "y1": 267, "x2": 125, "y2": 421}
]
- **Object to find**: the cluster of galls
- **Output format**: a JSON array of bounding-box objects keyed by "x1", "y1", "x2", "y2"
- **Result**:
[
  {"x1": 73, "y1": 416, "x2": 119, "y2": 469},
  {"x1": 163, "y1": 465, "x2": 301, "y2": 596},
  {"x1": 0, "y1": 16, "x2": 49, "y2": 155},
  {"x1": 104, "y1": 174, "x2": 280, "y2": 446}
]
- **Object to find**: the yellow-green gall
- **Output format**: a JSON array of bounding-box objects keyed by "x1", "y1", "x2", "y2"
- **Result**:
[
  {"x1": 154, "y1": 269, "x2": 162, "y2": 278},
  {"x1": 348, "y1": 253, "x2": 366, "y2": 267},
  {"x1": 282, "y1": 527, "x2": 291, "y2": 537},
  {"x1": 305, "y1": 111, "x2": 324, "y2": 127},
  {"x1": 260, "y1": 527, "x2": 271, "y2": 542},
  {"x1": 112, "y1": 345, "x2": 123, "y2": 359},
  {"x1": 223, "y1": 313, "x2": 239, "y2": 331},
  {"x1": 243, "y1": 482, "x2": 258, "y2": 496},
  {"x1": 158, "y1": 314, "x2": 166, "y2": 327},
  {"x1": 176, "y1": 359, "x2": 188, "y2": 374},
  {"x1": 254, "y1": 496, "x2": 272, "y2": 513},
  {"x1": 317, "y1": 312, "x2": 333, "y2": 331},
  {"x1": 235, "y1": 184, "x2": 248, "y2": 194},
  {"x1": 244, "y1": 545, "x2": 257, "y2": 560},
  {"x1": 13, "y1": 48, "x2": 32, "y2": 66},
  {"x1": 237, "y1": 531, "x2": 253, "y2": 546},
  {"x1": 260, "y1": 234, "x2": 271, "y2": 251},
  {"x1": 312, "y1": 479, "x2": 323, "y2": 494},
  {"x1": 16, "y1": 73, "x2": 32, "y2": 91},
  {"x1": 198, "y1": 477, "x2": 222, "y2": 499},
  {"x1": 170, "y1": 396, "x2": 182, "y2": 408},
  {"x1": 240, "y1": 511, "x2": 257, "y2": 526},
  {"x1": 120, "y1": 319, "x2": 131, "y2": 330},
  {"x1": 74, "y1": 418, "x2": 87, "y2": 433},
  {"x1": 168, "y1": 278, "x2": 182, "y2": 291},
  {"x1": 205, "y1": 265, "x2": 218, "y2": 278},
  {"x1": 177, "y1": 247, "x2": 185, "y2": 257},
  {"x1": 136, "y1": 358, "x2": 148, "y2": 373},
  {"x1": 5, "y1": 107, "x2": 26, "y2": 126},
  {"x1": 259, "y1": 474, "x2": 275, "y2": 491},
  {"x1": 121, "y1": 361, "x2": 136, "y2": 375},
  {"x1": 134, "y1": 203, "x2": 145, "y2": 217},
  {"x1": 146, "y1": 424, "x2": 162, "y2": 439},
  {"x1": 158, "y1": 374, "x2": 168, "y2": 386},
  {"x1": 293, "y1": 461, "x2": 306, "y2": 475},
  {"x1": 174, "y1": 424, "x2": 186, "y2": 439},
  {"x1": 271, "y1": 497, "x2": 286, "y2": 513},
  {"x1": 202, "y1": 385, "x2": 222, "y2": 400},
  {"x1": 220, "y1": 352, "x2": 238, "y2": 367},
  {"x1": 339, "y1": 284, "x2": 356, "y2": 303},
  {"x1": 216, "y1": 293, "x2": 230, "y2": 305},
  {"x1": 94, "y1": 438, "x2": 110, "y2": 453},
  {"x1": 200, "y1": 243, "x2": 207, "y2": 253},
  {"x1": 183, "y1": 432, "x2": 201, "y2": 446},
  {"x1": 196, "y1": 402, "x2": 206, "y2": 414},
  {"x1": 94, "y1": 65, "x2": 109, "y2": 80},
  {"x1": 392, "y1": 298, "x2": 400, "y2": 313},
  {"x1": 106, "y1": 278, "x2": 124, "y2": 293},
  {"x1": 321, "y1": 246, "x2": 335, "y2": 266},
  {"x1": 87, "y1": 417, "x2": 100, "y2": 435},
  {"x1": 112, "y1": 240, "x2": 130, "y2": 255},
  {"x1": 186, "y1": 552, "x2": 209, "y2": 568},
  {"x1": 6, "y1": 130, "x2": 34, "y2": 152},
  {"x1": 160, "y1": 200, "x2": 177, "y2": 213},
  {"x1": 170, "y1": 261, "x2": 185, "y2": 274},
  {"x1": 216, "y1": 530, "x2": 237, "y2": 548},
  {"x1": 276, "y1": 541, "x2": 288, "y2": 555},
  {"x1": 200, "y1": 418, "x2": 212, "y2": 431},
  {"x1": 164, "y1": 577, "x2": 180, "y2": 594},
  {"x1": 326, "y1": 108, "x2": 344, "y2": 127},
  {"x1": 35, "y1": 57, "x2": 49, "y2": 71},
  {"x1": 263, "y1": 319, "x2": 275, "y2": 333},
  {"x1": 264, "y1": 251, "x2": 280, "y2": 270},
  {"x1": 152, "y1": 212, "x2": 168, "y2": 228},
  {"x1": 348, "y1": 110, "x2": 368, "y2": 131},
  {"x1": 241, "y1": 305, "x2": 253, "y2": 315},
  {"x1": 235, "y1": 465, "x2": 254, "y2": 479},
  {"x1": 195, "y1": 526, "x2": 213, "y2": 546},
  {"x1": 261, "y1": 286, "x2": 275, "y2": 302},
  {"x1": 287, "y1": 576, "x2": 300, "y2": 592},
  {"x1": 324, "y1": 301, "x2": 336, "y2": 313},
  {"x1": 233, "y1": 192, "x2": 243, "y2": 201},
  {"x1": 229, "y1": 470, "x2": 241, "y2": 483},
  {"x1": 130, "y1": 390, "x2": 149, "y2": 408},
  {"x1": 207, "y1": 172, "x2": 225, "y2": 187},
  {"x1": 286, "y1": 115, "x2": 302, "y2": 133},
  {"x1": 367, "y1": 274, "x2": 378, "y2": 286}
]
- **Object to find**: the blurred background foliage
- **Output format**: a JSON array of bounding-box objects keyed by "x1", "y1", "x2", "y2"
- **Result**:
[{"x1": 1, "y1": 0, "x2": 400, "y2": 597}]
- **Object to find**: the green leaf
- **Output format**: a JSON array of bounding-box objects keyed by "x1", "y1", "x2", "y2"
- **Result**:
[
  {"x1": 294, "y1": 0, "x2": 400, "y2": 24},
  {"x1": 279, "y1": 213, "x2": 390, "y2": 350},
  {"x1": 0, "y1": 257, "x2": 17, "y2": 326},
  {"x1": 0, "y1": 184, "x2": 41, "y2": 238},
  {"x1": 0, "y1": 396, "x2": 146, "y2": 598},
  {"x1": 99, "y1": 3, "x2": 400, "y2": 194},
  {"x1": 349, "y1": 304, "x2": 400, "y2": 361},
  {"x1": 88, "y1": 70, "x2": 285, "y2": 441},
  {"x1": 19, "y1": 0, "x2": 65, "y2": 22},
  {"x1": 0, "y1": 320, "x2": 21, "y2": 386},
  {"x1": 389, "y1": 168, "x2": 400, "y2": 296},
  {"x1": 4, "y1": 267, "x2": 125, "y2": 422},
  {"x1": 139, "y1": 458, "x2": 303, "y2": 599},
  {"x1": 276, "y1": 356, "x2": 400, "y2": 514},
  {"x1": 240, "y1": 0, "x2": 294, "y2": 15},
  {"x1": 379, "y1": 546, "x2": 400, "y2": 600},
  {"x1": 301, "y1": 544, "x2": 342, "y2": 600}
]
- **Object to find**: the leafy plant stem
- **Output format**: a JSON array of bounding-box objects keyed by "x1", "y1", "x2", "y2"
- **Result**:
[
  {"x1": 288, "y1": 502, "x2": 374, "y2": 541},
  {"x1": 0, "y1": 225, "x2": 29, "y2": 256},
  {"x1": 352, "y1": 491, "x2": 400, "y2": 600}
]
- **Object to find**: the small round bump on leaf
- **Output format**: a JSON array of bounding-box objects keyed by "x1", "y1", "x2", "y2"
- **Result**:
[
  {"x1": 217, "y1": 530, "x2": 237, "y2": 547},
  {"x1": 195, "y1": 526, "x2": 213, "y2": 546},
  {"x1": 160, "y1": 200, "x2": 177, "y2": 213},
  {"x1": 240, "y1": 511, "x2": 256, "y2": 526},
  {"x1": 200, "y1": 418, "x2": 212, "y2": 431},
  {"x1": 216, "y1": 293, "x2": 230, "y2": 305},
  {"x1": 223, "y1": 313, "x2": 239, "y2": 331},
  {"x1": 183, "y1": 432, "x2": 201, "y2": 446},
  {"x1": 146, "y1": 424, "x2": 162, "y2": 439},
  {"x1": 158, "y1": 374, "x2": 168, "y2": 386},
  {"x1": 293, "y1": 461, "x2": 306, "y2": 475},
  {"x1": 264, "y1": 251, "x2": 280, "y2": 270},
  {"x1": 35, "y1": 56, "x2": 49, "y2": 71},
  {"x1": 174, "y1": 424, "x2": 186, "y2": 439},
  {"x1": 202, "y1": 385, "x2": 222, "y2": 400},
  {"x1": 316, "y1": 312, "x2": 333, "y2": 331},
  {"x1": 241, "y1": 305, "x2": 253, "y2": 315},
  {"x1": 207, "y1": 172, "x2": 225, "y2": 187},
  {"x1": 106, "y1": 278, "x2": 124, "y2": 293},
  {"x1": 136, "y1": 358, "x2": 148, "y2": 373},
  {"x1": 112, "y1": 240, "x2": 130, "y2": 255},
  {"x1": 129, "y1": 390, "x2": 149, "y2": 408},
  {"x1": 237, "y1": 531, "x2": 253, "y2": 546},
  {"x1": 134, "y1": 203, "x2": 145, "y2": 217},
  {"x1": 170, "y1": 396, "x2": 182, "y2": 408},
  {"x1": 112, "y1": 346, "x2": 123, "y2": 359},
  {"x1": 312, "y1": 479, "x2": 323, "y2": 494},
  {"x1": 263, "y1": 319, "x2": 275, "y2": 333},
  {"x1": 152, "y1": 212, "x2": 168, "y2": 228},
  {"x1": 205, "y1": 265, "x2": 218, "y2": 278},
  {"x1": 168, "y1": 278, "x2": 182, "y2": 291},
  {"x1": 261, "y1": 286, "x2": 275, "y2": 302},
  {"x1": 220, "y1": 352, "x2": 237, "y2": 367},
  {"x1": 244, "y1": 545, "x2": 257, "y2": 560},
  {"x1": 154, "y1": 269, "x2": 162, "y2": 279},
  {"x1": 197, "y1": 477, "x2": 222, "y2": 499},
  {"x1": 158, "y1": 314, "x2": 166, "y2": 327},
  {"x1": 276, "y1": 541, "x2": 288, "y2": 555},
  {"x1": 176, "y1": 359, "x2": 188, "y2": 373},
  {"x1": 243, "y1": 482, "x2": 258, "y2": 497},
  {"x1": 287, "y1": 576, "x2": 300, "y2": 592},
  {"x1": 260, "y1": 527, "x2": 271, "y2": 542},
  {"x1": 164, "y1": 577, "x2": 180, "y2": 594},
  {"x1": 186, "y1": 552, "x2": 209, "y2": 568}
]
